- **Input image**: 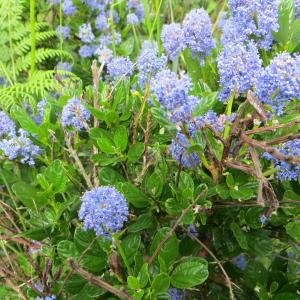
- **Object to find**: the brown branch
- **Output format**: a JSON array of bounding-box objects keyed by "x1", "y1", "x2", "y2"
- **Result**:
[
  {"x1": 147, "y1": 188, "x2": 208, "y2": 265},
  {"x1": 246, "y1": 91, "x2": 267, "y2": 123},
  {"x1": 245, "y1": 119, "x2": 300, "y2": 135},
  {"x1": 241, "y1": 133, "x2": 300, "y2": 165},
  {"x1": 224, "y1": 160, "x2": 256, "y2": 177},
  {"x1": 264, "y1": 132, "x2": 300, "y2": 146},
  {"x1": 186, "y1": 231, "x2": 236, "y2": 300},
  {"x1": 67, "y1": 259, "x2": 134, "y2": 300}
]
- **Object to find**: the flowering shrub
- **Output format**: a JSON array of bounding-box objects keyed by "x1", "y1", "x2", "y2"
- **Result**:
[{"x1": 0, "y1": 0, "x2": 300, "y2": 299}]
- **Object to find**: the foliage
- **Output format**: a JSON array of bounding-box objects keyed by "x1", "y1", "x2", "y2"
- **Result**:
[{"x1": 0, "y1": 1, "x2": 300, "y2": 300}]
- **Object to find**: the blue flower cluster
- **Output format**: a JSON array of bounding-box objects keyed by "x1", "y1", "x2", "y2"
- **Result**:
[
  {"x1": 296, "y1": 1, "x2": 300, "y2": 18},
  {"x1": 78, "y1": 23, "x2": 95, "y2": 43},
  {"x1": 167, "y1": 288, "x2": 186, "y2": 300},
  {"x1": 137, "y1": 40, "x2": 167, "y2": 89},
  {"x1": 263, "y1": 139, "x2": 300, "y2": 181},
  {"x1": 161, "y1": 23, "x2": 185, "y2": 61},
  {"x1": 95, "y1": 47, "x2": 113, "y2": 64},
  {"x1": 36, "y1": 295, "x2": 56, "y2": 300},
  {"x1": 217, "y1": 41, "x2": 262, "y2": 101},
  {"x1": 56, "y1": 25, "x2": 71, "y2": 40},
  {"x1": 62, "y1": 0, "x2": 76, "y2": 16},
  {"x1": 232, "y1": 254, "x2": 247, "y2": 270},
  {"x1": 107, "y1": 57, "x2": 134, "y2": 80},
  {"x1": 126, "y1": 0, "x2": 145, "y2": 24},
  {"x1": 127, "y1": 13, "x2": 139, "y2": 25},
  {"x1": 161, "y1": 8, "x2": 214, "y2": 61},
  {"x1": 226, "y1": 0, "x2": 279, "y2": 49},
  {"x1": 0, "y1": 129, "x2": 41, "y2": 166},
  {"x1": 24, "y1": 98, "x2": 47, "y2": 125},
  {"x1": 182, "y1": 8, "x2": 215, "y2": 59},
  {"x1": 78, "y1": 186, "x2": 128, "y2": 238},
  {"x1": 56, "y1": 62, "x2": 72, "y2": 72},
  {"x1": 61, "y1": 98, "x2": 90, "y2": 130},
  {"x1": 256, "y1": 52, "x2": 300, "y2": 115},
  {"x1": 0, "y1": 111, "x2": 16, "y2": 138},
  {"x1": 169, "y1": 133, "x2": 199, "y2": 169}
]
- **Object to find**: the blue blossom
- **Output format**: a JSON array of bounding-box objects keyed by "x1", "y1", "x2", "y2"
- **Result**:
[
  {"x1": 161, "y1": 23, "x2": 185, "y2": 60},
  {"x1": 47, "y1": 0, "x2": 59, "y2": 4},
  {"x1": 221, "y1": 19, "x2": 246, "y2": 46},
  {"x1": 25, "y1": 99, "x2": 47, "y2": 125},
  {"x1": 256, "y1": 52, "x2": 300, "y2": 115},
  {"x1": 260, "y1": 214, "x2": 268, "y2": 225},
  {"x1": 107, "y1": 9, "x2": 119, "y2": 24},
  {"x1": 107, "y1": 57, "x2": 134, "y2": 80},
  {"x1": 187, "y1": 224, "x2": 198, "y2": 237},
  {"x1": 217, "y1": 41, "x2": 262, "y2": 101},
  {"x1": 182, "y1": 9, "x2": 215, "y2": 59},
  {"x1": 233, "y1": 254, "x2": 247, "y2": 270},
  {"x1": 0, "y1": 77, "x2": 7, "y2": 86},
  {"x1": 79, "y1": 23, "x2": 95, "y2": 43},
  {"x1": 227, "y1": 0, "x2": 279, "y2": 49},
  {"x1": 78, "y1": 186, "x2": 128, "y2": 238},
  {"x1": 0, "y1": 129, "x2": 41, "y2": 166},
  {"x1": 61, "y1": 98, "x2": 90, "y2": 130},
  {"x1": 95, "y1": 47, "x2": 113, "y2": 64},
  {"x1": 263, "y1": 139, "x2": 300, "y2": 181},
  {"x1": 167, "y1": 288, "x2": 186, "y2": 300},
  {"x1": 36, "y1": 295, "x2": 56, "y2": 300},
  {"x1": 98, "y1": 32, "x2": 121, "y2": 47},
  {"x1": 56, "y1": 62, "x2": 72, "y2": 72},
  {"x1": 56, "y1": 25, "x2": 70, "y2": 40},
  {"x1": 217, "y1": 11, "x2": 228, "y2": 29},
  {"x1": 95, "y1": 14, "x2": 109, "y2": 31},
  {"x1": 150, "y1": 69, "x2": 192, "y2": 111},
  {"x1": 81, "y1": 0, "x2": 106, "y2": 10},
  {"x1": 127, "y1": 0, "x2": 144, "y2": 21},
  {"x1": 0, "y1": 111, "x2": 16, "y2": 138},
  {"x1": 62, "y1": 0, "x2": 76, "y2": 16},
  {"x1": 137, "y1": 41, "x2": 167, "y2": 89},
  {"x1": 127, "y1": 13, "x2": 139, "y2": 25},
  {"x1": 296, "y1": 0, "x2": 300, "y2": 18},
  {"x1": 79, "y1": 45, "x2": 97, "y2": 57},
  {"x1": 169, "y1": 132, "x2": 199, "y2": 169}
]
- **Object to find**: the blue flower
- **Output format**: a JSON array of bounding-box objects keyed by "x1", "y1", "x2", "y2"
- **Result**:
[
  {"x1": 78, "y1": 23, "x2": 95, "y2": 43},
  {"x1": 127, "y1": 13, "x2": 139, "y2": 25},
  {"x1": 126, "y1": 0, "x2": 145, "y2": 21},
  {"x1": 232, "y1": 254, "x2": 247, "y2": 270},
  {"x1": 95, "y1": 14, "x2": 109, "y2": 31},
  {"x1": 56, "y1": 25, "x2": 71, "y2": 40},
  {"x1": 296, "y1": 1, "x2": 300, "y2": 18},
  {"x1": 62, "y1": 0, "x2": 76, "y2": 16},
  {"x1": 56, "y1": 62, "x2": 72, "y2": 72},
  {"x1": 0, "y1": 111, "x2": 16, "y2": 138},
  {"x1": 217, "y1": 41, "x2": 262, "y2": 101},
  {"x1": 263, "y1": 139, "x2": 300, "y2": 181},
  {"x1": 182, "y1": 9, "x2": 215, "y2": 59},
  {"x1": 35, "y1": 295, "x2": 56, "y2": 300},
  {"x1": 61, "y1": 98, "x2": 90, "y2": 130},
  {"x1": 161, "y1": 23, "x2": 185, "y2": 60},
  {"x1": 107, "y1": 57, "x2": 134, "y2": 80},
  {"x1": 98, "y1": 32, "x2": 121, "y2": 48},
  {"x1": 260, "y1": 214, "x2": 268, "y2": 225},
  {"x1": 79, "y1": 186, "x2": 128, "y2": 238},
  {"x1": 256, "y1": 52, "x2": 300, "y2": 115},
  {"x1": 95, "y1": 47, "x2": 113, "y2": 64},
  {"x1": 79, "y1": 45, "x2": 98, "y2": 58},
  {"x1": 167, "y1": 288, "x2": 186, "y2": 300},
  {"x1": 150, "y1": 69, "x2": 192, "y2": 111},
  {"x1": 169, "y1": 132, "x2": 200, "y2": 169},
  {"x1": 137, "y1": 40, "x2": 167, "y2": 89},
  {"x1": 0, "y1": 129, "x2": 41, "y2": 166}
]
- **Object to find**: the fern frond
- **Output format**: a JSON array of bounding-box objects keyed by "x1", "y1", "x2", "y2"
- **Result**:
[
  {"x1": 16, "y1": 49, "x2": 73, "y2": 74},
  {"x1": 15, "y1": 31, "x2": 58, "y2": 56}
]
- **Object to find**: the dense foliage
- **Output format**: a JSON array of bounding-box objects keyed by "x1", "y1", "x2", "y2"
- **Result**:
[{"x1": 0, "y1": 0, "x2": 300, "y2": 299}]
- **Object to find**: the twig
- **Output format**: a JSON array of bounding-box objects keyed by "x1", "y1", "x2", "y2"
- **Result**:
[
  {"x1": 241, "y1": 133, "x2": 300, "y2": 165},
  {"x1": 68, "y1": 259, "x2": 134, "y2": 300},
  {"x1": 64, "y1": 132, "x2": 93, "y2": 189},
  {"x1": 147, "y1": 188, "x2": 207, "y2": 265},
  {"x1": 264, "y1": 132, "x2": 300, "y2": 146},
  {"x1": 245, "y1": 119, "x2": 300, "y2": 135},
  {"x1": 186, "y1": 231, "x2": 236, "y2": 300},
  {"x1": 224, "y1": 160, "x2": 256, "y2": 177}
]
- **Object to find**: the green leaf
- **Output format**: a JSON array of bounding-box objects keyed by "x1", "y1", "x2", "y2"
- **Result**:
[
  {"x1": 12, "y1": 181, "x2": 47, "y2": 209},
  {"x1": 286, "y1": 222, "x2": 300, "y2": 242},
  {"x1": 150, "y1": 227, "x2": 179, "y2": 268},
  {"x1": 230, "y1": 223, "x2": 248, "y2": 250},
  {"x1": 57, "y1": 240, "x2": 79, "y2": 260},
  {"x1": 122, "y1": 233, "x2": 141, "y2": 264},
  {"x1": 97, "y1": 134, "x2": 116, "y2": 154},
  {"x1": 152, "y1": 273, "x2": 170, "y2": 293},
  {"x1": 117, "y1": 182, "x2": 150, "y2": 208},
  {"x1": 127, "y1": 142, "x2": 144, "y2": 162},
  {"x1": 178, "y1": 172, "x2": 194, "y2": 200},
  {"x1": 244, "y1": 261, "x2": 268, "y2": 288},
  {"x1": 44, "y1": 160, "x2": 66, "y2": 193},
  {"x1": 170, "y1": 257, "x2": 208, "y2": 288},
  {"x1": 11, "y1": 105, "x2": 39, "y2": 134},
  {"x1": 146, "y1": 170, "x2": 164, "y2": 197},
  {"x1": 99, "y1": 167, "x2": 125, "y2": 185},
  {"x1": 127, "y1": 276, "x2": 140, "y2": 290},
  {"x1": 114, "y1": 126, "x2": 128, "y2": 152},
  {"x1": 127, "y1": 214, "x2": 155, "y2": 232},
  {"x1": 137, "y1": 263, "x2": 149, "y2": 288}
]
